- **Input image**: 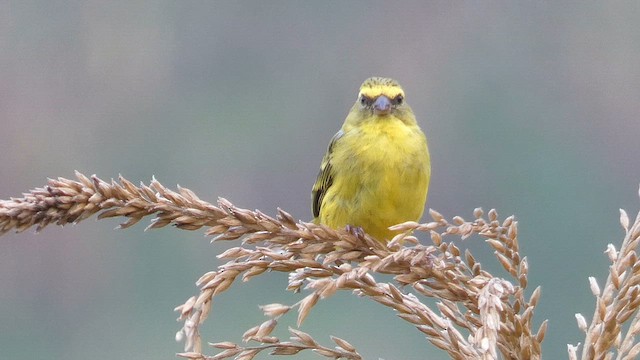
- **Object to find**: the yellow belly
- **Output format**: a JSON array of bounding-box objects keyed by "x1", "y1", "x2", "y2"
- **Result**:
[{"x1": 319, "y1": 118, "x2": 430, "y2": 241}]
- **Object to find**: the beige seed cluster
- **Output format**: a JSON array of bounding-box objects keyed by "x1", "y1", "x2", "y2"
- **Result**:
[
  {"x1": 0, "y1": 171, "x2": 226, "y2": 234},
  {"x1": 569, "y1": 203, "x2": 640, "y2": 360},
  {"x1": 3, "y1": 173, "x2": 640, "y2": 360}
]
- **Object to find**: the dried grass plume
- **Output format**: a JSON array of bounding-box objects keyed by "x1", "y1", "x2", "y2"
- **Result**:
[{"x1": 1, "y1": 172, "x2": 639, "y2": 360}]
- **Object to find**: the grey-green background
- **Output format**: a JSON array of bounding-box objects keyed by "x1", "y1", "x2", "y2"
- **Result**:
[{"x1": 1, "y1": 2, "x2": 639, "y2": 359}]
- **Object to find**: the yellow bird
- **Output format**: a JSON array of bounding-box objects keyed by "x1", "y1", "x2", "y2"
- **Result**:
[{"x1": 311, "y1": 77, "x2": 431, "y2": 242}]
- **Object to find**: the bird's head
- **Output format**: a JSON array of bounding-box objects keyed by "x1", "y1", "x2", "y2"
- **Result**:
[{"x1": 357, "y1": 77, "x2": 406, "y2": 116}]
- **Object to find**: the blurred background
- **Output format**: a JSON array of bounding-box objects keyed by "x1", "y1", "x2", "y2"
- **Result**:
[{"x1": 1, "y1": 1, "x2": 639, "y2": 359}]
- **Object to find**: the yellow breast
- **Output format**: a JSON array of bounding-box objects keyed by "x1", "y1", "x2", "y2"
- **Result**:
[{"x1": 319, "y1": 116, "x2": 430, "y2": 240}]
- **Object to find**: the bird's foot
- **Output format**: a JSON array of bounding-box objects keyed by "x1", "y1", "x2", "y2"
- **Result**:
[{"x1": 345, "y1": 225, "x2": 366, "y2": 239}]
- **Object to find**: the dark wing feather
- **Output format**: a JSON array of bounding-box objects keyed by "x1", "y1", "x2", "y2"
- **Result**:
[{"x1": 311, "y1": 130, "x2": 344, "y2": 218}]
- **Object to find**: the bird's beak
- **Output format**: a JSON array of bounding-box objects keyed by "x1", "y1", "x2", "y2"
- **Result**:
[{"x1": 373, "y1": 95, "x2": 392, "y2": 115}]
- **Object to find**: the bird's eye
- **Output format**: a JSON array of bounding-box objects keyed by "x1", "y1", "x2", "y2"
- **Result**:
[
  {"x1": 360, "y1": 96, "x2": 370, "y2": 107},
  {"x1": 393, "y1": 95, "x2": 404, "y2": 105}
]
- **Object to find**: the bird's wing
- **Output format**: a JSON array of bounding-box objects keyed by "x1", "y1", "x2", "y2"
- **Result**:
[{"x1": 311, "y1": 129, "x2": 344, "y2": 219}]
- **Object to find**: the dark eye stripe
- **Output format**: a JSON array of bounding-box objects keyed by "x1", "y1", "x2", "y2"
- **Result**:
[{"x1": 360, "y1": 96, "x2": 373, "y2": 106}]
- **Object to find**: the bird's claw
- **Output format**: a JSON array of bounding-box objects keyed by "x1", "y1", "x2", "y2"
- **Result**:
[{"x1": 345, "y1": 225, "x2": 366, "y2": 239}]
